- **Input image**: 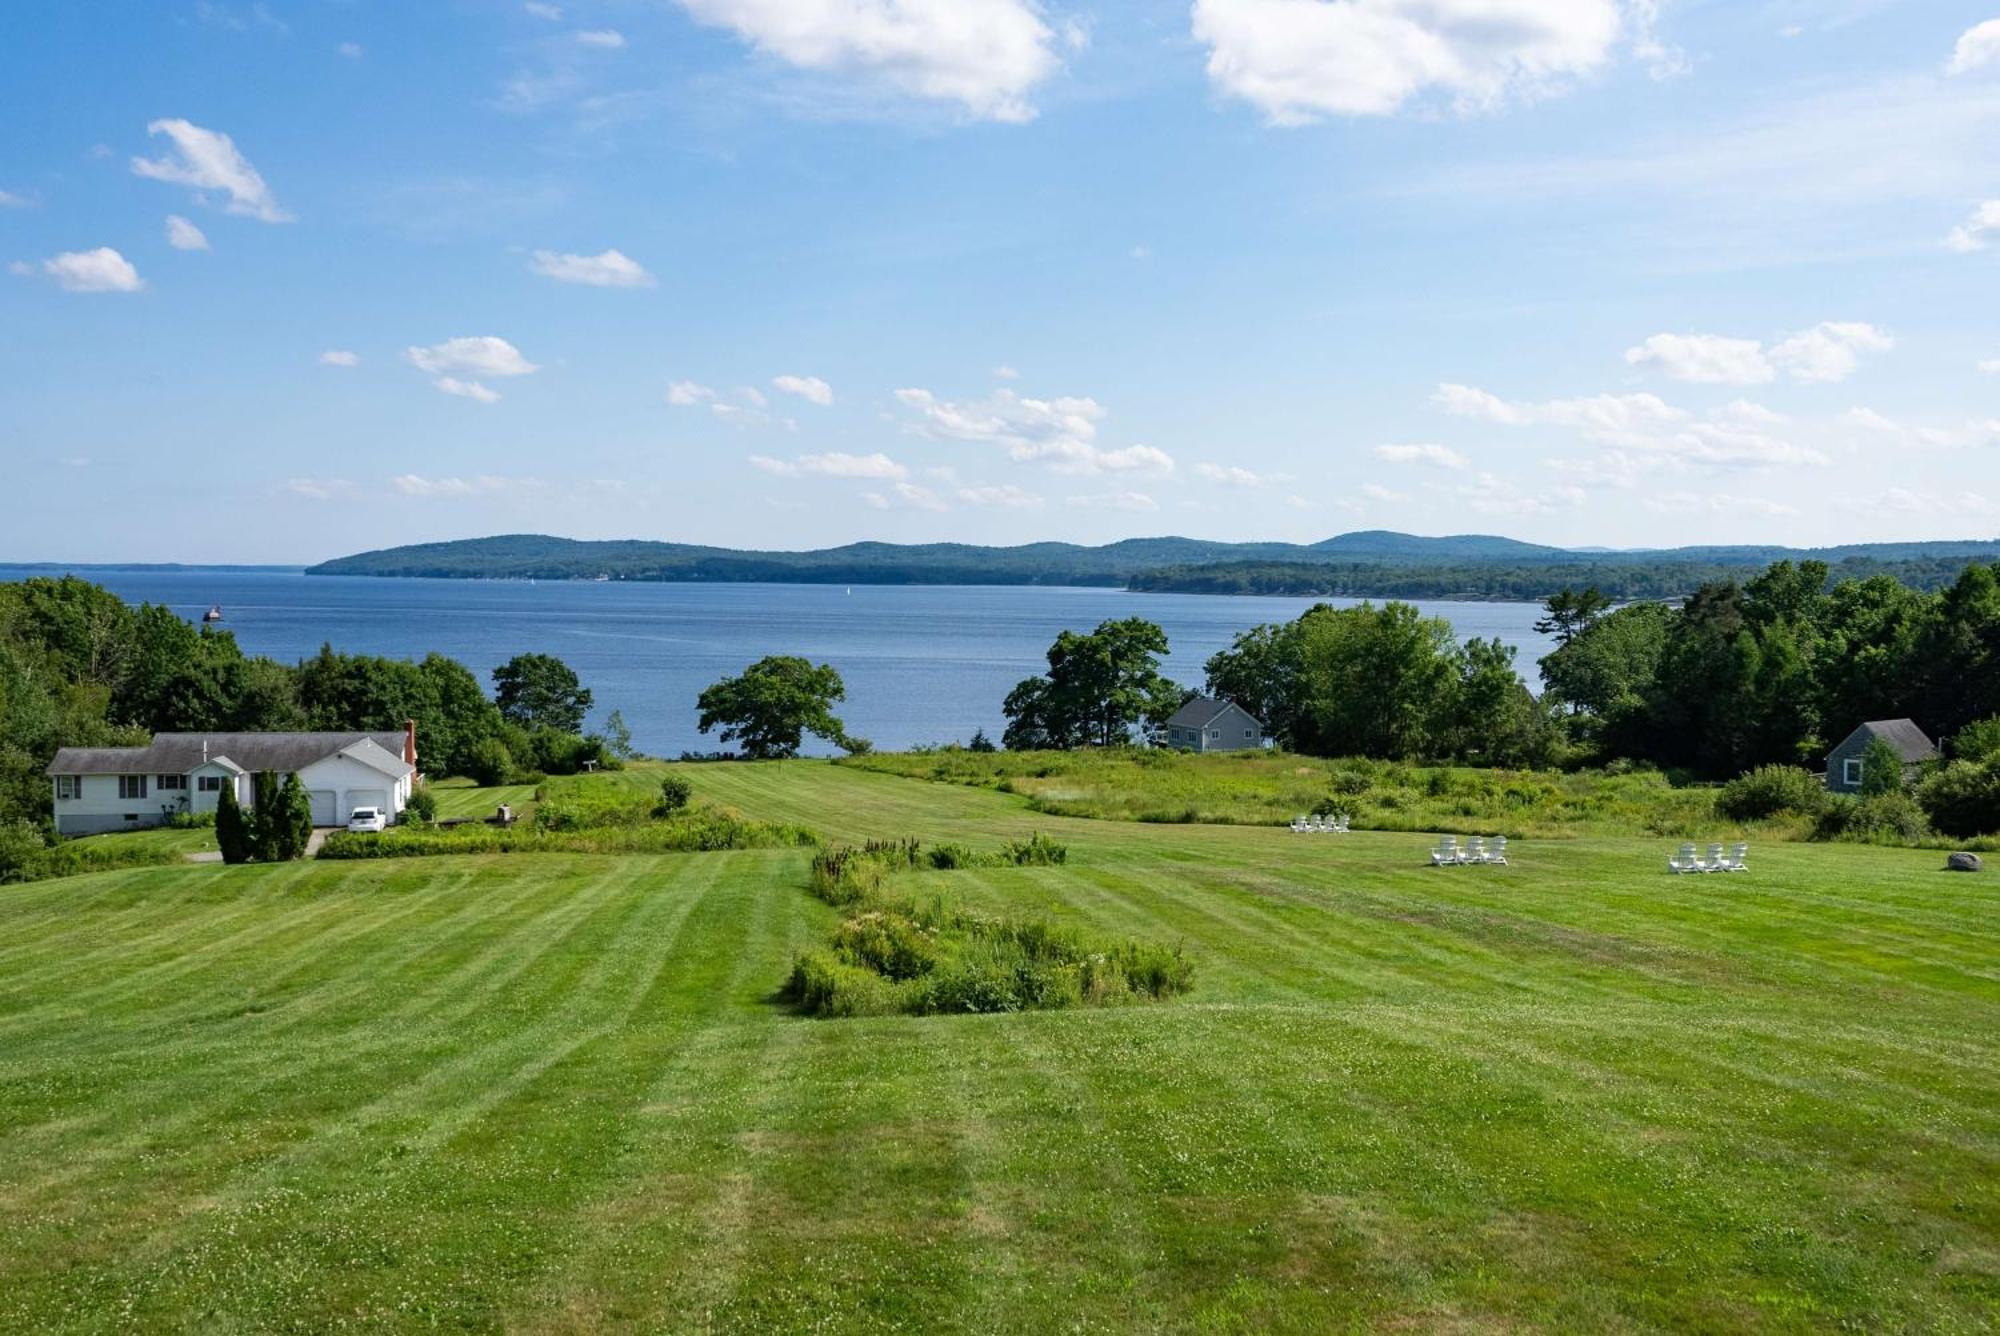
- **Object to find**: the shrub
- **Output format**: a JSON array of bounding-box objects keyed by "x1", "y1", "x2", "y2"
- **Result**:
[
  {"x1": 926, "y1": 842, "x2": 976, "y2": 870},
  {"x1": 1001, "y1": 832, "x2": 1067, "y2": 866},
  {"x1": 1718, "y1": 765, "x2": 1826, "y2": 822},
  {"x1": 654, "y1": 774, "x2": 692, "y2": 815},
  {"x1": 0, "y1": 822, "x2": 46, "y2": 884},
  {"x1": 1915, "y1": 761, "x2": 2000, "y2": 839},
  {"x1": 465, "y1": 737, "x2": 515, "y2": 787},
  {"x1": 1952, "y1": 716, "x2": 2000, "y2": 766},
  {"x1": 215, "y1": 781, "x2": 251, "y2": 865},
  {"x1": 164, "y1": 809, "x2": 216, "y2": 830},
  {"x1": 967, "y1": 729, "x2": 997, "y2": 754},
  {"x1": 1329, "y1": 769, "x2": 1372, "y2": 798},
  {"x1": 403, "y1": 785, "x2": 437, "y2": 825},
  {"x1": 808, "y1": 845, "x2": 890, "y2": 907},
  {"x1": 318, "y1": 806, "x2": 815, "y2": 859},
  {"x1": 1858, "y1": 736, "x2": 1909, "y2": 798},
  {"x1": 1813, "y1": 792, "x2": 1929, "y2": 845}
]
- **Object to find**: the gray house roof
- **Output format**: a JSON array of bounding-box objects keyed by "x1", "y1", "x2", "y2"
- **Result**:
[
  {"x1": 1164, "y1": 697, "x2": 1262, "y2": 732},
  {"x1": 1829, "y1": 719, "x2": 1938, "y2": 763},
  {"x1": 46, "y1": 732, "x2": 409, "y2": 777}
]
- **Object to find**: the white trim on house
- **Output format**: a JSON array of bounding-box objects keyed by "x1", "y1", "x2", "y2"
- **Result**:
[{"x1": 1842, "y1": 757, "x2": 1863, "y2": 787}]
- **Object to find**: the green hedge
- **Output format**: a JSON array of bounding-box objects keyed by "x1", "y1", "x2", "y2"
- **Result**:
[{"x1": 319, "y1": 805, "x2": 815, "y2": 859}]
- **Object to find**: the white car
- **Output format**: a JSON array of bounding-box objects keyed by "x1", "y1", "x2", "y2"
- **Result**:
[{"x1": 346, "y1": 806, "x2": 388, "y2": 833}]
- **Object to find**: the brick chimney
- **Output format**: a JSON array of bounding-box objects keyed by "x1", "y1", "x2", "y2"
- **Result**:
[{"x1": 403, "y1": 720, "x2": 418, "y2": 768}]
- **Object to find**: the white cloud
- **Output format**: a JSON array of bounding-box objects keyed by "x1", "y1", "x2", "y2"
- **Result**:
[
  {"x1": 773, "y1": 374, "x2": 834, "y2": 405},
  {"x1": 30, "y1": 248, "x2": 144, "y2": 293},
  {"x1": 1980, "y1": 358, "x2": 2000, "y2": 375},
  {"x1": 1065, "y1": 490, "x2": 1159, "y2": 512},
  {"x1": 433, "y1": 377, "x2": 502, "y2": 403},
  {"x1": 1947, "y1": 200, "x2": 2000, "y2": 252},
  {"x1": 668, "y1": 380, "x2": 716, "y2": 406},
  {"x1": 1373, "y1": 442, "x2": 1468, "y2": 469},
  {"x1": 1841, "y1": 407, "x2": 2000, "y2": 451},
  {"x1": 130, "y1": 119, "x2": 290, "y2": 223},
  {"x1": 992, "y1": 364, "x2": 1020, "y2": 380},
  {"x1": 1767, "y1": 322, "x2": 1894, "y2": 382},
  {"x1": 1624, "y1": 332, "x2": 1772, "y2": 385},
  {"x1": 405, "y1": 336, "x2": 539, "y2": 378},
  {"x1": 894, "y1": 385, "x2": 1172, "y2": 474},
  {"x1": 529, "y1": 247, "x2": 655, "y2": 287},
  {"x1": 1625, "y1": 322, "x2": 1892, "y2": 384},
  {"x1": 956, "y1": 483, "x2": 1044, "y2": 508},
  {"x1": 524, "y1": 1, "x2": 563, "y2": 17},
  {"x1": 1448, "y1": 381, "x2": 1827, "y2": 468},
  {"x1": 164, "y1": 215, "x2": 210, "y2": 251},
  {"x1": 318, "y1": 349, "x2": 360, "y2": 368},
  {"x1": 1194, "y1": 462, "x2": 1271, "y2": 487},
  {"x1": 752, "y1": 451, "x2": 908, "y2": 479},
  {"x1": 1191, "y1": 0, "x2": 1628, "y2": 125},
  {"x1": 0, "y1": 189, "x2": 31, "y2": 208},
  {"x1": 285, "y1": 478, "x2": 357, "y2": 501},
  {"x1": 576, "y1": 29, "x2": 626, "y2": 48},
  {"x1": 677, "y1": 0, "x2": 1060, "y2": 122},
  {"x1": 1459, "y1": 472, "x2": 1588, "y2": 517},
  {"x1": 337, "y1": 41, "x2": 364, "y2": 59},
  {"x1": 869, "y1": 481, "x2": 949, "y2": 511},
  {"x1": 1948, "y1": 19, "x2": 2000, "y2": 75}
]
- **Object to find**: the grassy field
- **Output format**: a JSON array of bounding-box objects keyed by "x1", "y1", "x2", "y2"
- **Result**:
[
  {"x1": 844, "y1": 747, "x2": 1738, "y2": 839},
  {"x1": 0, "y1": 759, "x2": 1994, "y2": 1330},
  {"x1": 427, "y1": 774, "x2": 543, "y2": 821}
]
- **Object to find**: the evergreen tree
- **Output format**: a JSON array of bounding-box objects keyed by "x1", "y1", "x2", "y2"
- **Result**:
[
  {"x1": 215, "y1": 781, "x2": 250, "y2": 865},
  {"x1": 272, "y1": 773, "x2": 313, "y2": 860},
  {"x1": 250, "y1": 770, "x2": 282, "y2": 861}
]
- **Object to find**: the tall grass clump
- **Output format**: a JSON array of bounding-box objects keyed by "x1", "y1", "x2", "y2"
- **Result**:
[
  {"x1": 1718, "y1": 765, "x2": 1826, "y2": 822},
  {"x1": 319, "y1": 805, "x2": 815, "y2": 859}
]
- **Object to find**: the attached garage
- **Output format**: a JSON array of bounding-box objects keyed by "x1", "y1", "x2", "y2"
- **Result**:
[
  {"x1": 343, "y1": 788, "x2": 389, "y2": 820},
  {"x1": 309, "y1": 790, "x2": 338, "y2": 826}
]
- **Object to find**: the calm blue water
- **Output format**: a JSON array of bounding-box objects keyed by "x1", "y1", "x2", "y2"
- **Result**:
[{"x1": 0, "y1": 568, "x2": 1554, "y2": 756}]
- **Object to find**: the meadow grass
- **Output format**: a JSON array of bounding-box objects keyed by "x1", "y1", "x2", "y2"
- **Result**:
[{"x1": 0, "y1": 760, "x2": 1992, "y2": 1330}]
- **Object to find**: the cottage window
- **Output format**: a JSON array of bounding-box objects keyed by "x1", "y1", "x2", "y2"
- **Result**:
[
  {"x1": 56, "y1": 776, "x2": 80, "y2": 800},
  {"x1": 1245, "y1": 730, "x2": 1255, "y2": 739},
  {"x1": 157, "y1": 773, "x2": 187, "y2": 791},
  {"x1": 198, "y1": 775, "x2": 224, "y2": 793},
  {"x1": 1210, "y1": 729, "x2": 1221, "y2": 740},
  {"x1": 118, "y1": 775, "x2": 147, "y2": 801},
  {"x1": 1842, "y1": 757, "x2": 1863, "y2": 787}
]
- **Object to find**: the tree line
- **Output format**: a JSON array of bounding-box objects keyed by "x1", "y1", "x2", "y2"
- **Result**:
[{"x1": 0, "y1": 576, "x2": 619, "y2": 832}]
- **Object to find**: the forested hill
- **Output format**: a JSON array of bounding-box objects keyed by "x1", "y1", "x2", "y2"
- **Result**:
[{"x1": 308, "y1": 531, "x2": 2000, "y2": 598}]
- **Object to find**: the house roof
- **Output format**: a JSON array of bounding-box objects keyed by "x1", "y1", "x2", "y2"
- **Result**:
[
  {"x1": 46, "y1": 731, "x2": 409, "y2": 777},
  {"x1": 1834, "y1": 719, "x2": 1938, "y2": 763},
  {"x1": 1165, "y1": 696, "x2": 1261, "y2": 731}
]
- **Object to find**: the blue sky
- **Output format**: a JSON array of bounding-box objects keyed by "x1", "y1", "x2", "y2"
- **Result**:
[{"x1": 3, "y1": 0, "x2": 1997, "y2": 563}]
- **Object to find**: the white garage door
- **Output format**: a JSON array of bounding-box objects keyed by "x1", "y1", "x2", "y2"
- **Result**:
[
  {"x1": 344, "y1": 788, "x2": 389, "y2": 821},
  {"x1": 309, "y1": 790, "x2": 337, "y2": 826}
]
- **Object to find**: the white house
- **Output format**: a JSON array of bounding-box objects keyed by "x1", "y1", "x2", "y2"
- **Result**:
[{"x1": 46, "y1": 726, "x2": 418, "y2": 835}]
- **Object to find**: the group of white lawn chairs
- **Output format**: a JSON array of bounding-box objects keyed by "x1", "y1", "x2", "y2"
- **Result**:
[
  {"x1": 1290, "y1": 812, "x2": 1351, "y2": 834},
  {"x1": 1668, "y1": 842, "x2": 1750, "y2": 874},
  {"x1": 1429, "y1": 835, "x2": 1507, "y2": 866}
]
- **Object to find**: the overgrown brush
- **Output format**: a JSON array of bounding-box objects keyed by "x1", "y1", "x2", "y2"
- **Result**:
[
  {"x1": 319, "y1": 804, "x2": 815, "y2": 859},
  {"x1": 809, "y1": 833, "x2": 1070, "y2": 906},
  {"x1": 1718, "y1": 765, "x2": 1826, "y2": 822},
  {"x1": 0, "y1": 822, "x2": 184, "y2": 885}
]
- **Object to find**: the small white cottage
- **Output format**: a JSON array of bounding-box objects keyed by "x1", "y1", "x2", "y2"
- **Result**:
[{"x1": 46, "y1": 726, "x2": 417, "y2": 835}]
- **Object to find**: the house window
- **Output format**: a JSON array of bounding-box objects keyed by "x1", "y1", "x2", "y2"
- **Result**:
[
  {"x1": 198, "y1": 775, "x2": 224, "y2": 793},
  {"x1": 157, "y1": 773, "x2": 187, "y2": 791},
  {"x1": 118, "y1": 775, "x2": 147, "y2": 801},
  {"x1": 56, "y1": 776, "x2": 80, "y2": 800},
  {"x1": 1842, "y1": 757, "x2": 1863, "y2": 787},
  {"x1": 1245, "y1": 730, "x2": 1255, "y2": 739},
  {"x1": 1210, "y1": 729, "x2": 1221, "y2": 740}
]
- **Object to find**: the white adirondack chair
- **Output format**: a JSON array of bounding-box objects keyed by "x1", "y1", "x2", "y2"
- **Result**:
[
  {"x1": 1722, "y1": 842, "x2": 1749, "y2": 872},
  {"x1": 1486, "y1": 835, "x2": 1508, "y2": 865},
  {"x1": 1668, "y1": 843, "x2": 1700, "y2": 874},
  {"x1": 1463, "y1": 836, "x2": 1486, "y2": 864},
  {"x1": 1431, "y1": 836, "x2": 1460, "y2": 866}
]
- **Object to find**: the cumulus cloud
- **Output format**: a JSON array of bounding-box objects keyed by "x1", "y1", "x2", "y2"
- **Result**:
[
  {"x1": 1194, "y1": 462, "x2": 1273, "y2": 486},
  {"x1": 433, "y1": 377, "x2": 502, "y2": 403},
  {"x1": 164, "y1": 215, "x2": 210, "y2": 251},
  {"x1": 1948, "y1": 19, "x2": 2000, "y2": 75},
  {"x1": 1625, "y1": 322, "x2": 1892, "y2": 384},
  {"x1": 773, "y1": 374, "x2": 834, "y2": 405},
  {"x1": 130, "y1": 119, "x2": 289, "y2": 222},
  {"x1": 1980, "y1": 358, "x2": 2000, "y2": 375},
  {"x1": 284, "y1": 478, "x2": 357, "y2": 501},
  {"x1": 677, "y1": 0, "x2": 1060, "y2": 122},
  {"x1": 668, "y1": 380, "x2": 716, "y2": 406},
  {"x1": 337, "y1": 41, "x2": 364, "y2": 59},
  {"x1": 575, "y1": 29, "x2": 626, "y2": 48},
  {"x1": 1440, "y1": 382, "x2": 1825, "y2": 468},
  {"x1": 318, "y1": 349, "x2": 360, "y2": 367},
  {"x1": 0, "y1": 189, "x2": 32, "y2": 208},
  {"x1": 862, "y1": 481, "x2": 950, "y2": 511},
  {"x1": 1947, "y1": 200, "x2": 2000, "y2": 252},
  {"x1": 1842, "y1": 407, "x2": 2000, "y2": 451},
  {"x1": 1373, "y1": 443, "x2": 1468, "y2": 469},
  {"x1": 529, "y1": 247, "x2": 655, "y2": 287},
  {"x1": 405, "y1": 336, "x2": 539, "y2": 378},
  {"x1": 27, "y1": 248, "x2": 144, "y2": 293},
  {"x1": 894, "y1": 385, "x2": 1172, "y2": 474},
  {"x1": 752, "y1": 451, "x2": 908, "y2": 479},
  {"x1": 524, "y1": 1, "x2": 562, "y2": 16},
  {"x1": 1191, "y1": 0, "x2": 1630, "y2": 124}
]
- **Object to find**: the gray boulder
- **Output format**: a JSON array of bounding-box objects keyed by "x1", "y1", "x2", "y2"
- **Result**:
[{"x1": 1946, "y1": 851, "x2": 1982, "y2": 873}]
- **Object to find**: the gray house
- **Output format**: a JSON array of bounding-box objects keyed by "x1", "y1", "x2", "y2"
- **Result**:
[
  {"x1": 1162, "y1": 697, "x2": 1266, "y2": 754},
  {"x1": 1824, "y1": 719, "x2": 1938, "y2": 794}
]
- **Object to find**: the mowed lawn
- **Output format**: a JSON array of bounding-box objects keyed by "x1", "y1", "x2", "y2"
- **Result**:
[{"x1": 0, "y1": 763, "x2": 1994, "y2": 1331}]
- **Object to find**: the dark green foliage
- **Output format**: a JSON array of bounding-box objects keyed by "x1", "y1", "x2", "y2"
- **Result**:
[
  {"x1": 966, "y1": 728, "x2": 997, "y2": 753},
  {"x1": 1718, "y1": 765, "x2": 1827, "y2": 822},
  {"x1": 1003, "y1": 618, "x2": 1183, "y2": 750},
  {"x1": 214, "y1": 781, "x2": 250, "y2": 865},
  {"x1": 1914, "y1": 762, "x2": 2000, "y2": 838},
  {"x1": 1813, "y1": 792, "x2": 1930, "y2": 844},
  {"x1": 267, "y1": 773, "x2": 313, "y2": 861},
  {"x1": 249, "y1": 771, "x2": 282, "y2": 861},
  {"x1": 926, "y1": 842, "x2": 975, "y2": 869},
  {"x1": 492, "y1": 653, "x2": 593, "y2": 734},
  {"x1": 1001, "y1": 832, "x2": 1068, "y2": 866},
  {"x1": 1858, "y1": 736, "x2": 1909, "y2": 798},
  {"x1": 0, "y1": 822, "x2": 184, "y2": 885},
  {"x1": 465, "y1": 737, "x2": 515, "y2": 788},
  {"x1": 1953, "y1": 716, "x2": 2000, "y2": 765},
  {"x1": 1533, "y1": 587, "x2": 1613, "y2": 645},
  {"x1": 696, "y1": 656, "x2": 851, "y2": 759},
  {"x1": 403, "y1": 785, "x2": 437, "y2": 825},
  {"x1": 655, "y1": 774, "x2": 692, "y2": 815}
]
